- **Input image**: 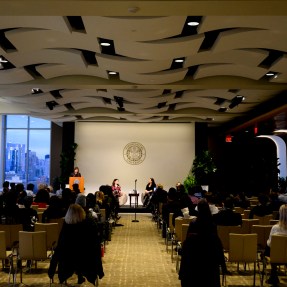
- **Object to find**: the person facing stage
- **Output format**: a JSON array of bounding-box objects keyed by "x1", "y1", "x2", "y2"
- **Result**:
[{"x1": 71, "y1": 166, "x2": 81, "y2": 177}]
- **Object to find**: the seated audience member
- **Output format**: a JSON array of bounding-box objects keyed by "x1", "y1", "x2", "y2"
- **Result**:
[
  {"x1": 2, "y1": 190, "x2": 21, "y2": 224},
  {"x1": 33, "y1": 188, "x2": 50, "y2": 208},
  {"x1": 56, "y1": 182, "x2": 66, "y2": 198},
  {"x1": 269, "y1": 188, "x2": 282, "y2": 214},
  {"x1": 42, "y1": 196, "x2": 66, "y2": 223},
  {"x1": 249, "y1": 193, "x2": 272, "y2": 219},
  {"x1": 149, "y1": 183, "x2": 167, "y2": 214},
  {"x1": 161, "y1": 188, "x2": 181, "y2": 237},
  {"x1": 213, "y1": 197, "x2": 242, "y2": 226},
  {"x1": 265, "y1": 204, "x2": 287, "y2": 285},
  {"x1": 61, "y1": 188, "x2": 75, "y2": 213},
  {"x1": 196, "y1": 193, "x2": 219, "y2": 215},
  {"x1": 48, "y1": 204, "x2": 104, "y2": 285},
  {"x1": 233, "y1": 191, "x2": 250, "y2": 209},
  {"x1": 26, "y1": 183, "x2": 35, "y2": 197},
  {"x1": 180, "y1": 199, "x2": 227, "y2": 287},
  {"x1": 19, "y1": 196, "x2": 39, "y2": 231},
  {"x1": 278, "y1": 188, "x2": 287, "y2": 204},
  {"x1": 72, "y1": 183, "x2": 81, "y2": 196},
  {"x1": 187, "y1": 186, "x2": 200, "y2": 205}
]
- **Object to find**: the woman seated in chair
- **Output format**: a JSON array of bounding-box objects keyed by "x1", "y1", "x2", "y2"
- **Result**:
[
  {"x1": 265, "y1": 204, "x2": 287, "y2": 285},
  {"x1": 48, "y1": 204, "x2": 104, "y2": 285}
]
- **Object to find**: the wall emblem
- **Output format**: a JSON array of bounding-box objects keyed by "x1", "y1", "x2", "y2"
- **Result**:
[{"x1": 123, "y1": 142, "x2": 146, "y2": 165}]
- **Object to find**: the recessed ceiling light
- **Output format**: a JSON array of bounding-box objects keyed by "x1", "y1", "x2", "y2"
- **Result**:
[
  {"x1": 187, "y1": 21, "x2": 199, "y2": 26},
  {"x1": 100, "y1": 42, "x2": 111, "y2": 47},
  {"x1": 175, "y1": 59, "x2": 184, "y2": 63},
  {"x1": 266, "y1": 72, "x2": 275, "y2": 76},
  {"x1": 0, "y1": 57, "x2": 8, "y2": 63},
  {"x1": 274, "y1": 129, "x2": 287, "y2": 133},
  {"x1": 108, "y1": 71, "x2": 117, "y2": 75}
]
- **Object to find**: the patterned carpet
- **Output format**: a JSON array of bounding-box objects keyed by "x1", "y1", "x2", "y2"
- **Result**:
[{"x1": 1, "y1": 213, "x2": 287, "y2": 286}]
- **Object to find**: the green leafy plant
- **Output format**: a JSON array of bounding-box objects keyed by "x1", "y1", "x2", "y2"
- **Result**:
[
  {"x1": 183, "y1": 174, "x2": 197, "y2": 193},
  {"x1": 59, "y1": 142, "x2": 78, "y2": 184},
  {"x1": 191, "y1": 150, "x2": 217, "y2": 185}
]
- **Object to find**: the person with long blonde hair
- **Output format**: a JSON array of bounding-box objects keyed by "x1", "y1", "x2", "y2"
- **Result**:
[{"x1": 266, "y1": 204, "x2": 287, "y2": 285}]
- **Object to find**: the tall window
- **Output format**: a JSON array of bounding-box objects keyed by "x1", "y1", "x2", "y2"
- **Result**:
[{"x1": 4, "y1": 115, "x2": 51, "y2": 189}]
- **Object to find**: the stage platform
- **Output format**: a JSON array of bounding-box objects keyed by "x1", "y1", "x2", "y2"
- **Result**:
[{"x1": 119, "y1": 205, "x2": 149, "y2": 213}]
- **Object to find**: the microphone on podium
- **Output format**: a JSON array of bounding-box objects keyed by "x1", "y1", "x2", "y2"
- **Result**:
[{"x1": 135, "y1": 179, "x2": 137, "y2": 182}]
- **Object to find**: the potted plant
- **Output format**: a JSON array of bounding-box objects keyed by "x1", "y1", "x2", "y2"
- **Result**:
[{"x1": 191, "y1": 150, "x2": 217, "y2": 186}]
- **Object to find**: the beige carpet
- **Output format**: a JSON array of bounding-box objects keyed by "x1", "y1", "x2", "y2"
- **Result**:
[{"x1": 1, "y1": 213, "x2": 287, "y2": 286}]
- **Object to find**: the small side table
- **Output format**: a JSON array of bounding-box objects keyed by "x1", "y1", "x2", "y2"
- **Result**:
[{"x1": 129, "y1": 193, "x2": 139, "y2": 208}]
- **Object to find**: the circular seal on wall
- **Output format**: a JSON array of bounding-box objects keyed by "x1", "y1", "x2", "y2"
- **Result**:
[{"x1": 123, "y1": 142, "x2": 146, "y2": 165}]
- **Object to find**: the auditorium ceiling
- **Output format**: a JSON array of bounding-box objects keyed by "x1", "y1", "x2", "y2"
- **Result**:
[{"x1": 1, "y1": 0, "x2": 287, "y2": 131}]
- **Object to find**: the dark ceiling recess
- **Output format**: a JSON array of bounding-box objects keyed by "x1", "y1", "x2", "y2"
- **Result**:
[
  {"x1": 114, "y1": 96, "x2": 124, "y2": 108},
  {"x1": 0, "y1": 55, "x2": 15, "y2": 70},
  {"x1": 229, "y1": 95, "x2": 245, "y2": 109},
  {"x1": 168, "y1": 103, "x2": 176, "y2": 111},
  {"x1": 181, "y1": 16, "x2": 202, "y2": 36},
  {"x1": 50, "y1": 90, "x2": 63, "y2": 99},
  {"x1": 218, "y1": 107, "x2": 227, "y2": 112},
  {"x1": 157, "y1": 102, "x2": 167, "y2": 109},
  {"x1": 46, "y1": 101, "x2": 58, "y2": 111},
  {"x1": 163, "y1": 89, "x2": 171, "y2": 95},
  {"x1": 24, "y1": 64, "x2": 44, "y2": 78},
  {"x1": 214, "y1": 98, "x2": 226, "y2": 105},
  {"x1": 31, "y1": 88, "x2": 43, "y2": 94},
  {"x1": 186, "y1": 65, "x2": 199, "y2": 77},
  {"x1": 175, "y1": 90, "x2": 184, "y2": 99},
  {"x1": 199, "y1": 29, "x2": 231, "y2": 51},
  {"x1": 99, "y1": 38, "x2": 116, "y2": 55},
  {"x1": 0, "y1": 29, "x2": 17, "y2": 52},
  {"x1": 259, "y1": 49, "x2": 284, "y2": 68},
  {"x1": 103, "y1": 97, "x2": 112, "y2": 104},
  {"x1": 65, "y1": 103, "x2": 74, "y2": 110},
  {"x1": 80, "y1": 50, "x2": 98, "y2": 65},
  {"x1": 66, "y1": 16, "x2": 85, "y2": 32},
  {"x1": 170, "y1": 58, "x2": 185, "y2": 70}
]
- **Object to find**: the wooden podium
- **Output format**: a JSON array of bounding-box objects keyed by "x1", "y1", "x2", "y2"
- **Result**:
[{"x1": 69, "y1": 177, "x2": 84, "y2": 193}]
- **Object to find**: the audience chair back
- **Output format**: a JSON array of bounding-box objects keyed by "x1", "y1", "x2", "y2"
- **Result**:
[
  {"x1": 243, "y1": 210, "x2": 251, "y2": 219},
  {"x1": 241, "y1": 219, "x2": 259, "y2": 234},
  {"x1": 229, "y1": 233, "x2": 258, "y2": 286},
  {"x1": 251, "y1": 225, "x2": 272, "y2": 251},
  {"x1": 31, "y1": 205, "x2": 38, "y2": 212},
  {"x1": 270, "y1": 234, "x2": 287, "y2": 264},
  {"x1": 234, "y1": 207, "x2": 244, "y2": 214},
  {"x1": 18, "y1": 231, "x2": 48, "y2": 284},
  {"x1": 0, "y1": 231, "x2": 15, "y2": 284},
  {"x1": 34, "y1": 223, "x2": 59, "y2": 252},
  {"x1": 0, "y1": 224, "x2": 23, "y2": 250},
  {"x1": 168, "y1": 213, "x2": 174, "y2": 233},
  {"x1": 48, "y1": 218, "x2": 65, "y2": 235},
  {"x1": 100, "y1": 209, "x2": 106, "y2": 222},
  {"x1": 174, "y1": 217, "x2": 195, "y2": 242},
  {"x1": 253, "y1": 214, "x2": 273, "y2": 225},
  {"x1": 217, "y1": 225, "x2": 242, "y2": 252},
  {"x1": 181, "y1": 224, "x2": 189, "y2": 243}
]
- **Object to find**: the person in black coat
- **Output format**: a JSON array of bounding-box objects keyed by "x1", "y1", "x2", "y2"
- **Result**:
[
  {"x1": 48, "y1": 204, "x2": 104, "y2": 285},
  {"x1": 213, "y1": 197, "x2": 242, "y2": 226},
  {"x1": 179, "y1": 199, "x2": 227, "y2": 287}
]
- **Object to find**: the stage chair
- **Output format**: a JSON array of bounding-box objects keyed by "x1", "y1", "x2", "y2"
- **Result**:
[
  {"x1": 254, "y1": 214, "x2": 273, "y2": 225},
  {"x1": 261, "y1": 234, "x2": 287, "y2": 286},
  {"x1": 228, "y1": 233, "x2": 258, "y2": 287},
  {"x1": 18, "y1": 231, "x2": 48, "y2": 284},
  {"x1": 241, "y1": 219, "x2": 259, "y2": 234},
  {"x1": 0, "y1": 231, "x2": 16, "y2": 284},
  {"x1": 34, "y1": 223, "x2": 59, "y2": 256}
]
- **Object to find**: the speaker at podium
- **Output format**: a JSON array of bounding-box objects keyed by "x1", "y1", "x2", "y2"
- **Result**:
[{"x1": 69, "y1": 177, "x2": 85, "y2": 193}]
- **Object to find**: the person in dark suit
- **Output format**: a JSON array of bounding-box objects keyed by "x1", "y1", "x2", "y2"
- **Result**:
[
  {"x1": 213, "y1": 197, "x2": 242, "y2": 226},
  {"x1": 249, "y1": 193, "x2": 272, "y2": 219}
]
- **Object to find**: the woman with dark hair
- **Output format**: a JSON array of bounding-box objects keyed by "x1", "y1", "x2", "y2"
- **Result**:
[
  {"x1": 143, "y1": 178, "x2": 156, "y2": 207},
  {"x1": 71, "y1": 166, "x2": 81, "y2": 177},
  {"x1": 179, "y1": 198, "x2": 227, "y2": 287},
  {"x1": 111, "y1": 179, "x2": 122, "y2": 220}
]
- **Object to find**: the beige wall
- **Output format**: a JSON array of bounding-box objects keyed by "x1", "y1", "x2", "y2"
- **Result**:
[{"x1": 75, "y1": 122, "x2": 195, "y2": 203}]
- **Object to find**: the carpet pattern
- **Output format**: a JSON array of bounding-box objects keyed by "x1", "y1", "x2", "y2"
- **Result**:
[{"x1": 1, "y1": 213, "x2": 286, "y2": 286}]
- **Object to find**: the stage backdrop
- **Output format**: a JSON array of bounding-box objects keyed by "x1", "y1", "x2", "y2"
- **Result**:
[{"x1": 75, "y1": 122, "x2": 195, "y2": 204}]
